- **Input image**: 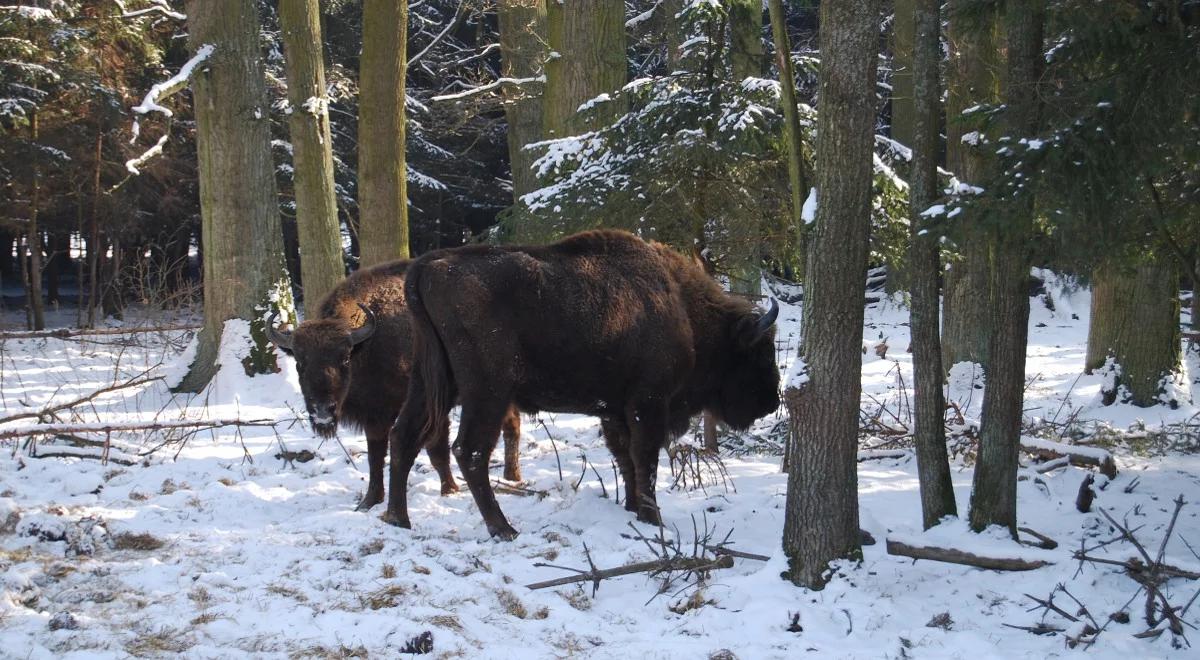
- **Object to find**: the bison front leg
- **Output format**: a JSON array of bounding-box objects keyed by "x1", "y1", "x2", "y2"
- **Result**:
[
  {"x1": 627, "y1": 402, "x2": 668, "y2": 526},
  {"x1": 383, "y1": 392, "x2": 430, "y2": 529},
  {"x1": 356, "y1": 424, "x2": 388, "y2": 511},
  {"x1": 600, "y1": 418, "x2": 638, "y2": 513},
  {"x1": 453, "y1": 399, "x2": 519, "y2": 540},
  {"x1": 500, "y1": 406, "x2": 522, "y2": 483}
]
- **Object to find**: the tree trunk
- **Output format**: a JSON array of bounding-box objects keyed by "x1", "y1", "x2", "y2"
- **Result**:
[
  {"x1": 941, "y1": 1, "x2": 1001, "y2": 371},
  {"x1": 908, "y1": 0, "x2": 958, "y2": 529},
  {"x1": 280, "y1": 0, "x2": 345, "y2": 318},
  {"x1": 783, "y1": 0, "x2": 878, "y2": 590},
  {"x1": 727, "y1": 0, "x2": 765, "y2": 298},
  {"x1": 892, "y1": 0, "x2": 914, "y2": 149},
  {"x1": 176, "y1": 0, "x2": 293, "y2": 392},
  {"x1": 542, "y1": 0, "x2": 627, "y2": 138},
  {"x1": 28, "y1": 105, "x2": 45, "y2": 331},
  {"x1": 1192, "y1": 253, "x2": 1199, "y2": 331},
  {"x1": 968, "y1": 0, "x2": 1043, "y2": 536},
  {"x1": 357, "y1": 0, "x2": 409, "y2": 266},
  {"x1": 498, "y1": 0, "x2": 547, "y2": 235},
  {"x1": 1086, "y1": 259, "x2": 1182, "y2": 407},
  {"x1": 767, "y1": 0, "x2": 809, "y2": 279}
]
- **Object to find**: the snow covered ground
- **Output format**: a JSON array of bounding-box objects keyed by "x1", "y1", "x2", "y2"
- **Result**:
[{"x1": 1, "y1": 281, "x2": 1198, "y2": 659}]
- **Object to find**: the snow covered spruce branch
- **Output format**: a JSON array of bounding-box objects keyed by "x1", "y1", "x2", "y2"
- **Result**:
[{"x1": 125, "y1": 43, "x2": 214, "y2": 175}]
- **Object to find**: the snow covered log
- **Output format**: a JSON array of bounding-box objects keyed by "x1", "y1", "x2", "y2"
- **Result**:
[
  {"x1": 886, "y1": 538, "x2": 1054, "y2": 571},
  {"x1": 1020, "y1": 436, "x2": 1117, "y2": 478}
]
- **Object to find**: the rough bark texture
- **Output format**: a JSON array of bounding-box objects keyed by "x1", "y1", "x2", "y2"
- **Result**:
[
  {"x1": 1193, "y1": 254, "x2": 1199, "y2": 331},
  {"x1": 177, "y1": 0, "x2": 290, "y2": 392},
  {"x1": 968, "y1": 0, "x2": 1043, "y2": 536},
  {"x1": 357, "y1": 0, "x2": 410, "y2": 266},
  {"x1": 542, "y1": 0, "x2": 627, "y2": 138},
  {"x1": 1085, "y1": 259, "x2": 1182, "y2": 407},
  {"x1": 941, "y1": 1, "x2": 1001, "y2": 371},
  {"x1": 909, "y1": 0, "x2": 957, "y2": 528},
  {"x1": 782, "y1": 0, "x2": 878, "y2": 590},
  {"x1": 498, "y1": 0, "x2": 547, "y2": 225},
  {"x1": 280, "y1": 0, "x2": 345, "y2": 318}
]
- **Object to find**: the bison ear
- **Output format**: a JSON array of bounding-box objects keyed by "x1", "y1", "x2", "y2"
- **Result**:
[{"x1": 736, "y1": 298, "x2": 779, "y2": 349}]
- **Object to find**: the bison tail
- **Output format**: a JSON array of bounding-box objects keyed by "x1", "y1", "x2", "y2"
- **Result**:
[{"x1": 405, "y1": 260, "x2": 456, "y2": 438}]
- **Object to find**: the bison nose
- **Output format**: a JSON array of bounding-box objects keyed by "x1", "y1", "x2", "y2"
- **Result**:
[{"x1": 310, "y1": 403, "x2": 336, "y2": 427}]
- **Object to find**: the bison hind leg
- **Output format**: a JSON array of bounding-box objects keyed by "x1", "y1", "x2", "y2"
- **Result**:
[
  {"x1": 501, "y1": 406, "x2": 522, "y2": 483},
  {"x1": 452, "y1": 397, "x2": 519, "y2": 540},
  {"x1": 424, "y1": 414, "x2": 459, "y2": 495}
]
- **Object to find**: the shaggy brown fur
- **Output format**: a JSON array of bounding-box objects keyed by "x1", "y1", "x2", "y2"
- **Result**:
[
  {"x1": 269, "y1": 260, "x2": 521, "y2": 510},
  {"x1": 385, "y1": 230, "x2": 780, "y2": 539}
]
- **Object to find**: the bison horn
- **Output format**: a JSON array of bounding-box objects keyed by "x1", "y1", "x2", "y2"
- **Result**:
[
  {"x1": 349, "y1": 303, "x2": 377, "y2": 346},
  {"x1": 754, "y1": 298, "x2": 780, "y2": 337},
  {"x1": 265, "y1": 309, "x2": 294, "y2": 351}
]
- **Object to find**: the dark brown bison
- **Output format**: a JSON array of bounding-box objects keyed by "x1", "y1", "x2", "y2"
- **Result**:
[
  {"x1": 266, "y1": 260, "x2": 522, "y2": 510},
  {"x1": 384, "y1": 230, "x2": 780, "y2": 539}
]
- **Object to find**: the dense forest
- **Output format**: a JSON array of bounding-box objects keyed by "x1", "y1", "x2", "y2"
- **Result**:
[{"x1": 1, "y1": 1, "x2": 1198, "y2": 656}]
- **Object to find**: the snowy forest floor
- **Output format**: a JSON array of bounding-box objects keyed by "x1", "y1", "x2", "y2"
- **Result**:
[{"x1": 1, "y1": 277, "x2": 1199, "y2": 659}]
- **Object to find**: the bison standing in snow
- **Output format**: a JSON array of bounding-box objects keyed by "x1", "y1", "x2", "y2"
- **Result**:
[
  {"x1": 384, "y1": 230, "x2": 781, "y2": 539},
  {"x1": 266, "y1": 260, "x2": 521, "y2": 510}
]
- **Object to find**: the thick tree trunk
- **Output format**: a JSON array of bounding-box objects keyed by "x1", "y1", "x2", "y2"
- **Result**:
[
  {"x1": 941, "y1": 1, "x2": 1001, "y2": 371},
  {"x1": 909, "y1": 0, "x2": 957, "y2": 529},
  {"x1": 177, "y1": 0, "x2": 292, "y2": 392},
  {"x1": 357, "y1": 0, "x2": 409, "y2": 266},
  {"x1": 498, "y1": 0, "x2": 547, "y2": 230},
  {"x1": 1086, "y1": 259, "x2": 1182, "y2": 407},
  {"x1": 280, "y1": 0, "x2": 345, "y2": 318},
  {"x1": 968, "y1": 0, "x2": 1043, "y2": 536},
  {"x1": 782, "y1": 0, "x2": 878, "y2": 590},
  {"x1": 542, "y1": 0, "x2": 627, "y2": 138}
]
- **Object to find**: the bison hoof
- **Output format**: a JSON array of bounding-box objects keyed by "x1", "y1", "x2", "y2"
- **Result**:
[
  {"x1": 439, "y1": 480, "x2": 460, "y2": 496},
  {"x1": 380, "y1": 509, "x2": 412, "y2": 529},
  {"x1": 487, "y1": 522, "x2": 520, "y2": 541},
  {"x1": 355, "y1": 490, "x2": 384, "y2": 511}
]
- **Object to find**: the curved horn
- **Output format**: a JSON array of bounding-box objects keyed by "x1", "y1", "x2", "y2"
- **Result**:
[
  {"x1": 265, "y1": 309, "x2": 294, "y2": 351},
  {"x1": 754, "y1": 298, "x2": 780, "y2": 337},
  {"x1": 349, "y1": 303, "x2": 377, "y2": 346}
]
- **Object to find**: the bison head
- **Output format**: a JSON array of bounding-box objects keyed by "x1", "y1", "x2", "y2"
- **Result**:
[
  {"x1": 267, "y1": 305, "x2": 376, "y2": 437},
  {"x1": 714, "y1": 299, "x2": 781, "y2": 430}
]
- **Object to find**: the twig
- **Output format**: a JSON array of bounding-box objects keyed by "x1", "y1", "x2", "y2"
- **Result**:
[
  {"x1": 0, "y1": 370, "x2": 163, "y2": 426},
  {"x1": 526, "y1": 554, "x2": 734, "y2": 591},
  {"x1": 0, "y1": 418, "x2": 281, "y2": 444},
  {"x1": 0, "y1": 324, "x2": 199, "y2": 340}
]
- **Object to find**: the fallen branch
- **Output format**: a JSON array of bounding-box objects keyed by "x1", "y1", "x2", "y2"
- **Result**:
[
  {"x1": 0, "y1": 323, "x2": 200, "y2": 340},
  {"x1": 1017, "y1": 527, "x2": 1059, "y2": 550},
  {"x1": 619, "y1": 531, "x2": 770, "y2": 562},
  {"x1": 886, "y1": 538, "x2": 1054, "y2": 571},
  {"x1": 0, "y1": 370, "x2": 163, "y2": 426},
  {"x1": 1021, "y1": 436, "x2": 1117, "y2": 478},
  {"x1": 1, "y1": 418, "x2": 280, "y2": 443},
  {"x1": 526, "y1": 554, "x2": 734, "y2": 591},
  {"x1": 492, "y1": 480, "x2": 550, "y2": 499}
]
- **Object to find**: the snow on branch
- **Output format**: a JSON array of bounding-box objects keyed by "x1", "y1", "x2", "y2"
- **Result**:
[
  {"x1": 124, "y1": 134, "x2": 167, "y2": 175},
  {"x1": 125, "y1": 43, "x2": 213, "y2": 175},
  {"x1": 430, "y1": 74, "x2": 545, "y2": 102},
  {"x1": 0, "y1": 5, "x2": 58, "y2": 22},
  {"x1": 114, "y1": 0, "x2": 185, "y2": 21}
]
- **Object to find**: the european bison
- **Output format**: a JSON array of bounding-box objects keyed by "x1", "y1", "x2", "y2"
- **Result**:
[
  {"x1": 385, "y1": 230, "x2": 780, "y2": 539},
  {"x1": 266, "y1": 260, "x2": 521, "y2": 510}
]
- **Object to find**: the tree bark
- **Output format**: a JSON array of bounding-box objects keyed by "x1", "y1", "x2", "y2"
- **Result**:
[
  {"x1": 727, "y1": 0, "x2": 766, "y2": 298},
  {"x1": 908, "y1": 0, "x2": 957, "y2": 529},
  {"x1": 177, "y1": 0, "x2": 292, "y2": 392},
  {"x1": 357, "y1": 0, "x2": 410, "y2": 266},
  {"x1": 1085, "y1": 259, "x2": 1182, "y2": 407},
  {"x1": 892, "y1": 0, "x2": 915, "y2": 150},
  {"x1": 542, "y1": 0, "x2": 627, "y2": 138},
  {"x1": 968, "y1": 0, "x2": 1043, "y2": 536},
  {"x1": 280, "y1": 0, "x2": 345, "y2": 318},
  {"x1": 767, "y1": 0, "x2": 808, "y2": 253},
  {"x1": 941, "y1": 1, "x2": 1001, "y2": 371},
  {"x1": 783, "y1": 0, "x2": 878, "y2": 590},
  {"x1": 498, "y1": 0, "x2": 547, "y2": 224},
  {"x1": 27, "y1": 104, "x2": 45, "y2": 331}
]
